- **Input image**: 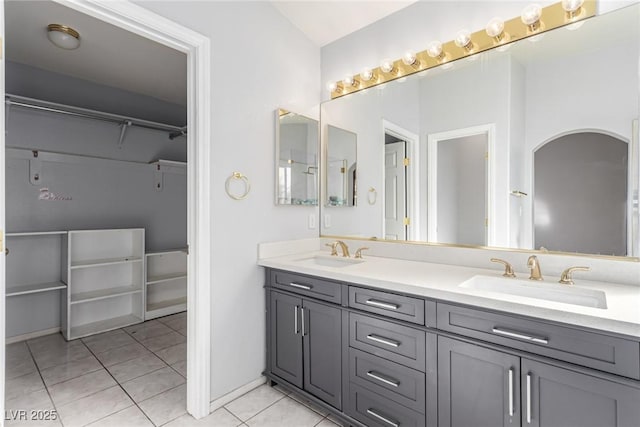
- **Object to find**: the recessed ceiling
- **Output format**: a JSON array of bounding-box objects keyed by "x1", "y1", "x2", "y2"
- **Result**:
[
  {"x1": 271, "y1": 1, "x2": 418, "y2": 47},
  {"x1": 5, "y1": 0, "x2": 187, "y2": 106}
]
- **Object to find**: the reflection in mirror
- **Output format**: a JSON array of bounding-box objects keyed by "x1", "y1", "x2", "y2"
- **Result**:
[
  {"x1": 326, "y1": 125, "x2": 357, "y2": 207},
  {"x1": 320, "y1": 4, "x2": 640, "y2": 258},
  {"x1": 275, "y1": 109, "x2": 318, "y2": 205}
]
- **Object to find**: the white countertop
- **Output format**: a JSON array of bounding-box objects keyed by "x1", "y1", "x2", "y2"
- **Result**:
[{"x1": 259, "y1": 251, "x2": 640, "y2": 339}]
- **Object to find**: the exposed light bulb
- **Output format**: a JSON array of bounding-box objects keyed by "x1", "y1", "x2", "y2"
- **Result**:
[
  {"x1": 380, "y1": 58, "x2": 396, "y2": 74},
  {"x1": 426, "y1": 40, "x2": 445, "y2": 60},
  {"x1": 562, "y1": 0, "x2": 584, "y2": 16},
  {"x1": 360, "y1": 68, "x2": 375, "y2": 82},
  {"x1": 342, "y1": 75, "x2": 356, "y2": 88},
  {"x1": 521, "y1": 4, "x2": 543, "y2": 31},
  {"x1": 401, "y1": 51, "x2": 418, "y2": 67},
  {"x1": 485, "y1": 17, "x2": 505, "y2": 42},
  {"x1": 326, "y1": 81, "x2": 341, "y2": 93},
  {"x1": 454, "y1": 29, "x2": 473, "y2": 50}
]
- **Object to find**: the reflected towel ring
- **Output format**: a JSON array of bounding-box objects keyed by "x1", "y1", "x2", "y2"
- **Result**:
[
  {"x1": 225, "y1": 172, "x2": 251, "y2": 200},
  {"x1": 367, "y1": 187, "x2": 377, "y2": 205}
]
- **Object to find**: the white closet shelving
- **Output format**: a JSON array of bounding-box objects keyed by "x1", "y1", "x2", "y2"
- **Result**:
[
  {"x1": 63, "y1": 228, "x2": 145, "y2": 340},
  {"x1": 145, "y1": 249, "x2": 187, "y2": 320},
  {"x1": 6, "y1": 231, "x2": 68, "y2": 340}
]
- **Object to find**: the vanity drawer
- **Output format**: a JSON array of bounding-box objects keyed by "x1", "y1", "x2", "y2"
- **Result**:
[
  {"x1": 347, "y1": 383, "x2": 425, "y2": 427},
  {"x1": 349, "y1": 347, "x2": 425, "y2": 413},
  {"x1": 350, "y1": 312, "x2": 426, "y2": 371},
  {"x1": 349, "y1": 286, "x2": 425, "y2": 325},
  {"x1": 270, "y1": 270, "x2": 342, "y2": 304},
  {"x1": 437, "y1": 303, "x2": 640, "y2": 379}
]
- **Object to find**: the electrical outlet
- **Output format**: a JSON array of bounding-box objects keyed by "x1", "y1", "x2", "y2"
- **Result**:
[
  {"x1": 308, "y1": 214, "x2": 316, "y2": 229},
  {"x1": 324, "y1": 214, "x2": 331, "y2": 228}
]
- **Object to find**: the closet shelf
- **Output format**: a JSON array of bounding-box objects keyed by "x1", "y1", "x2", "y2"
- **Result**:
[
  {"x1": 147, "y1": 297, "x2": 187, "y2": 313},
  {"x1": 69, "y1": 314, "x2": 143, "y2": 340},
  {"x1": 7, "y1": 231, "x2": 67, "y2": 237},
  {"x1": 6, "y1": 281, "x2": 67, "y2": 297},
  {"x1": 146, "y1": 248, "x2": 188, "y2": 256},
  {"x1": 70, "y1": 256, "x2": 142, "y2": 270},
  {"x1": 70, "y1": 285, "x2": 142, "y2": 305},
  {"x1": 146, "y1": 273, "x2": 188, "y2": 285}
]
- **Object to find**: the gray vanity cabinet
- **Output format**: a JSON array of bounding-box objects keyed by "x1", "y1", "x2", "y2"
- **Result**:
[
  {"x1": 438, "y1": 336, "x2": 520, "y2": 427},
  {"x1": 269, "y1": 290, "x2": 342, "y2": 410},
  {"x1": 522, "y1": 359, "x2": 640, "y2": 427}
]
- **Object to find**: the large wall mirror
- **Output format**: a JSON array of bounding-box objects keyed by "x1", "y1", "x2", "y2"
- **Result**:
[
  {"x1": 276, "y1": 109, "x2": 319, "y2": 205},
  {"x1": 320, "y1": 3, "x2": 640, "y2": 259}
]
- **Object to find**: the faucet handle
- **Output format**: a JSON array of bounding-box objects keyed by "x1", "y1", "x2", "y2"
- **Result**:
[
  {"x1": 490, "y1": 258, "x2": 516, "y2": 278},
  {"x1": 325, "y1": 242, "x2": 338, "y2": 256},
  {"x1": 559, "y1": 266, "x2": 590, "y2": 285},
  {"x1": 354, "y1": 247, "x2": 370, "y2": 259}
]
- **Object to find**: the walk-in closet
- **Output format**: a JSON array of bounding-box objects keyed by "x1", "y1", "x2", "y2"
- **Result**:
[{"x1": 5, "y1": 1, "x2": 191, "y2": 425}]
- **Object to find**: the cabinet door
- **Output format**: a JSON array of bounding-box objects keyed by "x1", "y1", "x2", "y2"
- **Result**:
[
  {"x1": 522, "y1": 359, "x2": 640, "y2": 427},
  {"x1": 270, "y1": 291, "x2": 303, "y2": 388},
  {"x1": 438, "y1": 336, "x2": 520, "y2": 427},
  {"x1": 303, "y1": 299, "x2": 342, "y2": 409}
]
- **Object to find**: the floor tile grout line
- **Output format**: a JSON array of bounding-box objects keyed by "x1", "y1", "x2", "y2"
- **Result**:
[
  {"x1": 22, "y1": 337, "x2": 64, "y2": 426},
  {"x1": 231, "y1": 388, "x2": 289, "y2": 424},
  {"x1": 72, "y1": 330, "x2": 157, "y2": 427}
]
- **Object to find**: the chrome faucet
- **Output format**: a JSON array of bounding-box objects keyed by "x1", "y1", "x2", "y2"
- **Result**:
[
  {"x1": 527, "y1": 255, "x2": 543, "y2": 281},
  {"x1": 335, "y1": 241, "x2": 350, "y2": 258}
]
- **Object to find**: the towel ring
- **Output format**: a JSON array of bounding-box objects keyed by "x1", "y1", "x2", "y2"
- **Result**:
[
  {"x1": 367, "y1": 187, "x2": 377, "y2": 205},
  {"x1": 225, "y1": 172, "x2": 251, "y2": 200}
]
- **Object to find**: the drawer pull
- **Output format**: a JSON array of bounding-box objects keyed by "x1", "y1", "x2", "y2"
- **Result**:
[
  {"x1": 366, "y1": 334, "x2": 400, "y2": 348},
  {"x1": 289, "y1": 282, "x2": 312, "y2": 290},
  {"x1": 366, "y1": 371, "x2": 400, "y2": 387},
  {"x1": 366, "y1": 409, "x2": 399, "y2": 427},
  {"x1": 365, "y1": 299, "x2": 399, "y2": 310},
  {"x1": 526, "y1": 373, "x2": 532, "y2": 424},
  {"x1": 508, "y1": 368, "x2": 514, "y2": 416},
  {"x1": 491, "y1": 327, "x2": 548, "y2": 345}
]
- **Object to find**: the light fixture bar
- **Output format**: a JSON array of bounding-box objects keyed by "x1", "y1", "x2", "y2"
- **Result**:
[{"x1": 330, "y1": 0, "x2": 596, "y2": 99}]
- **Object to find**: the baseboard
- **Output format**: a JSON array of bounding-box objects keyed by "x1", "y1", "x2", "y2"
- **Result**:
[
  {"x1": 209, "y1": 376, "x2": 267, "y2": 412},
  {"x1": 6, "y1": 327, "x2": 61, "y2": 344}
]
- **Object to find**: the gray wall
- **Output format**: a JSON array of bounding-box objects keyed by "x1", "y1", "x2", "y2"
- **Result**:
[
  {"x1": 134, "y1": 0, "x2": 321, "y2": 402},
  {"x1": 7, "y1": 61, "x2": 187, "y2": 126},
  {"x1": 6, "y1": 74, "x2": 188, "y2": 251}
]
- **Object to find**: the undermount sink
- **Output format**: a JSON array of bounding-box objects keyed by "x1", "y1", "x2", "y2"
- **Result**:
[
  {"x1": 295, "y1": 255, "x2": 364, "y2": 268},
  {"x1": 459, "y1": 275, "x2": 607, "y2": 309}
]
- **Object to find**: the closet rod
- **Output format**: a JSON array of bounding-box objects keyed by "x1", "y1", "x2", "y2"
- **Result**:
[{"x1": 5, "y1": 94, "x2": 187, "y2": 138}]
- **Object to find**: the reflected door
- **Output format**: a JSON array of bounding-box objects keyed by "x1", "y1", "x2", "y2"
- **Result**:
[{"x1": 385, "y1": 141, "x2": 407, "y2": 240}]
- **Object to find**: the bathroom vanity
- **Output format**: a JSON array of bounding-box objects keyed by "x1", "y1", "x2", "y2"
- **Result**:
[{"x1": 260, "y1": 252, "x2": 640, "y2": 427}]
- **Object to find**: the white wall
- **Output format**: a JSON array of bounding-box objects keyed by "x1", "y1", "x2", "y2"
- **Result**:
[{"x1": 134, "y1": 0, "x2": 321, "y2": 402}]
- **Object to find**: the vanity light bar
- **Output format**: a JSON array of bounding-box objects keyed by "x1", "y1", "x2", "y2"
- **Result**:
[{"x1": 329, "y1": 0, "x2": 596, "y2": 99}]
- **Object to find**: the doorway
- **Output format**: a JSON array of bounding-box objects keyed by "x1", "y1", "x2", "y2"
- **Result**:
[
  {"x1": 428, "y1": 124, "x2": 495, "y2": 246},
  {"x1": 0, "y1": 0, "x2": 212, "y2": 421}
]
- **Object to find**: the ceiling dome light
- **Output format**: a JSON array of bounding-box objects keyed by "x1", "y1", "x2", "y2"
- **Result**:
[
  {"x1": 521, "y1": 4, "x2": 543, "y2": 31},
  {"x1": 454, "y1": 29, "x2": 473, "y2": 51},
  {"x1": 562, "y1": 0, "x2": 584, "y2": 17},
  {"x1": 47, "y1": 24, "x2": 80, "y2": 50},
  {"x1": 485, "y1": 17, "x2": 506, "y2": 42}
]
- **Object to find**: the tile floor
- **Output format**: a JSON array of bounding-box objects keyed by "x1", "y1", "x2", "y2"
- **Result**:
[{"x1": 5, "y1": 312, "x2": 342, "y2": 427}]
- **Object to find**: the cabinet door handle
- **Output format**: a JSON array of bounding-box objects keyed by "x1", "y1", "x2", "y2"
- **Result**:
[
  {"x1": 301, "y1": 307, "x2": 306, "y2": 336},
  {"x1": 366, "y1": 334, "x2": 400, "y2": 348},
  {"x1": 365, "y1": 299, "x2": 399, "y2": 310},
  {"x1": 366, "y1": 409, "x2": 399, "y2": 427},
  {"x1": 289, "y1": 282, "x2": 312, "y2": 290},
  {"x1": 508, "y1": 368, "x2": 514, "y2": 416},
  {"x1": 366, "y1": 371, "x2": 400, "y2": 388},
  {"x1": 526, "y1": 373, "x2": 532, "y2": 424},
  {"x1": 491, "y1": 327, "x2": 548, "y2": 344},
  {"x1": 294, "y1": 306, "x2": 299, "y2": 335}
]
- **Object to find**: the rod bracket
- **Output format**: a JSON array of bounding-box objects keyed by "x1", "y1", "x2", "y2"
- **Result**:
[{"x1": 117, "y1": 120, "x2": 132, "y2": 148}]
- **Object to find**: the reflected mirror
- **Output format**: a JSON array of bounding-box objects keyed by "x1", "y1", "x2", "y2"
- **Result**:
[
  {"x1": 275, "y1": 109, "x2": 318, "y2": 205},
  {"x1": 325, "y1": 125, "x2": 357, "y2": 207},
  {"x1": 320, "y1": 4, "x2": 640, "y2": 258}
]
